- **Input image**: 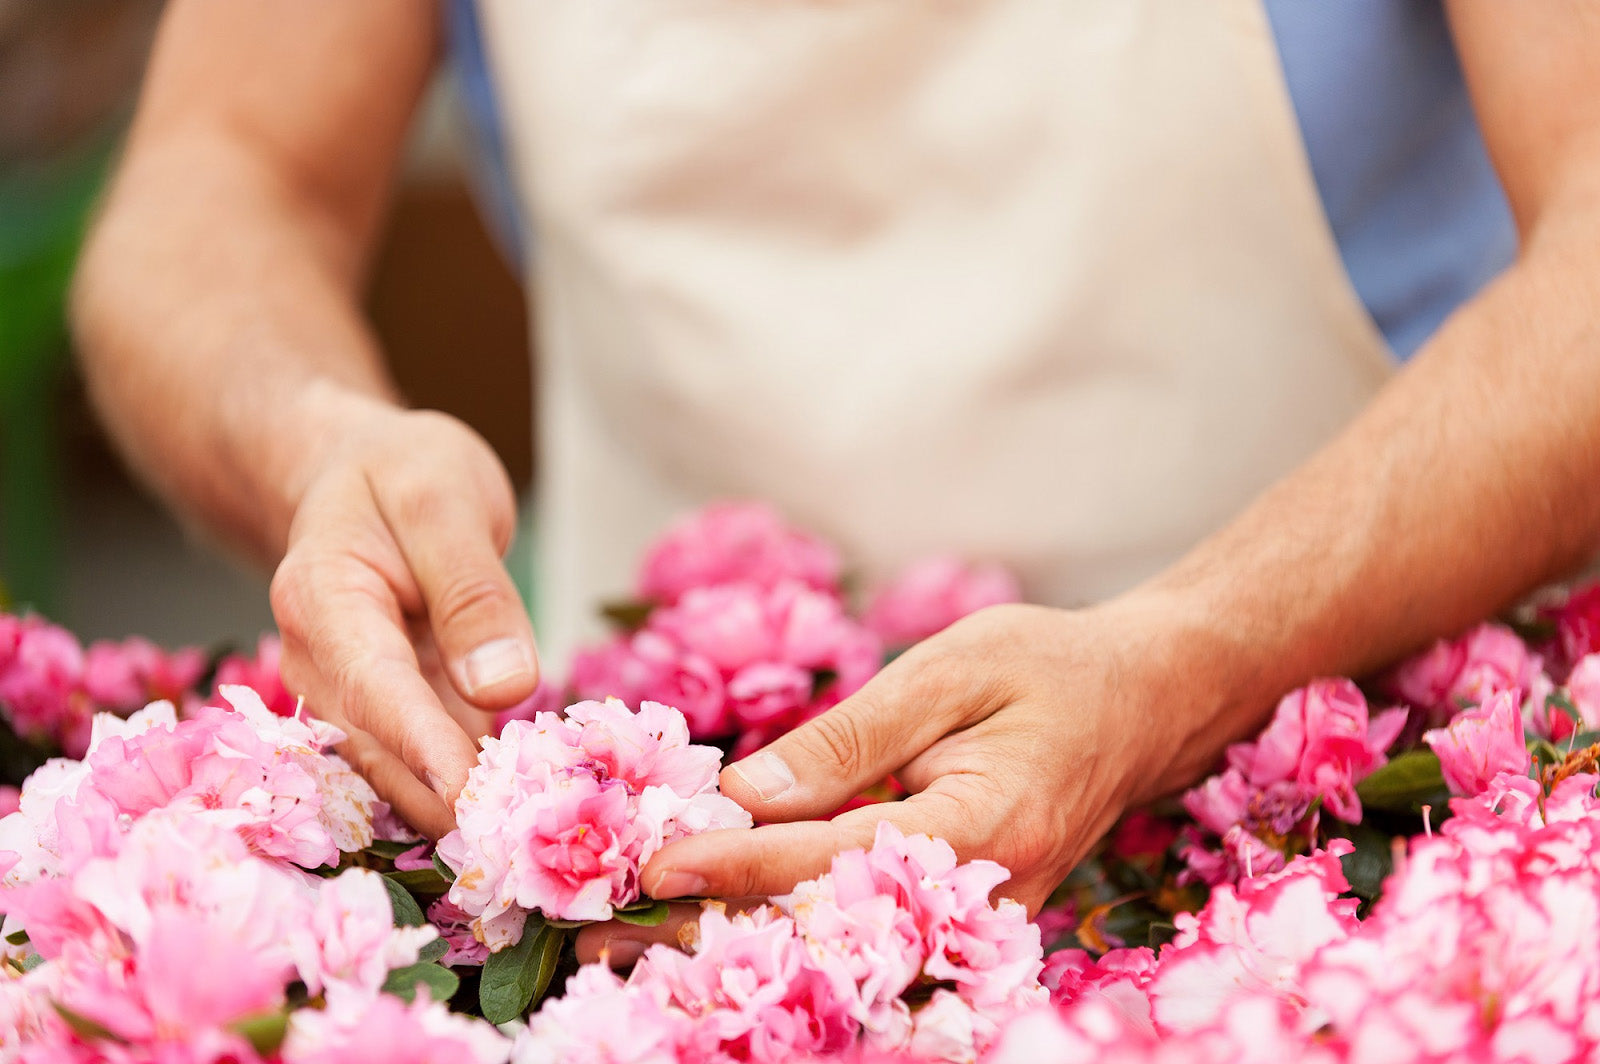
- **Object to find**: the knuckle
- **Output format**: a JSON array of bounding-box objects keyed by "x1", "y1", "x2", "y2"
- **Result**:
[
  {"x1": 431, "y1": 576, "x2": 516, "y2": 633},
  {"x1": 268, "y1": 556, "x2": 311, "y2": 634},
  {"x1": 803, "y1": 710, "x2": 871, "y2": 779}
]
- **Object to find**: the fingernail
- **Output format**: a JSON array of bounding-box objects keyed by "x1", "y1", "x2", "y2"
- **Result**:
[
  {"x1": 651, "y1": 870, "x2": 709, "y2": 899},
  {"x1": 603, "y1": 939, "x2": 648, "y2": 968},
  {"x1": 425, "y1": 771, "x2": 450, "y2": 803},
  {"x1": 462, "y1": 638, "x2": 533, "y2": 694},
  {"x1": 731, "y1": 752, "x2": 795, "y2": 801}
]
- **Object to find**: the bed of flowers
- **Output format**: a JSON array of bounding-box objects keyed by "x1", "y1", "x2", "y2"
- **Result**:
[{"x1": 3, "y1": 501, "x2": 1600, "y2": 1062}]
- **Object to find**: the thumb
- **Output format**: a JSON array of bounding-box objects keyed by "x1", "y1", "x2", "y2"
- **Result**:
[{"x1": 719, "y1": 652, "x2": 991, "y2": 821}]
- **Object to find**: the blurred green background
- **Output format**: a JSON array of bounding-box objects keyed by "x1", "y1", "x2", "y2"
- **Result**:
[{"x1": 0, "y1": 0, "x2": 535, "y2": 646}]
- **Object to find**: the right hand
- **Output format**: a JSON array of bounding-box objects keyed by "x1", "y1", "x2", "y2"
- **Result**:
[{"x1": 269, "y1": 393, "x2": 539, "y2": 838}]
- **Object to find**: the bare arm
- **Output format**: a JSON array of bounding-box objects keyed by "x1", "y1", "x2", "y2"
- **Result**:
[
  {"x1": 632, "y1": 1, "x2": 1600, "y2": 925},
  {"x1": 73, "y1": 1, "x2": 541, "y2": 838},
  {"x1": 74, "y1": 0, "x2": 429, "y2": 560}
]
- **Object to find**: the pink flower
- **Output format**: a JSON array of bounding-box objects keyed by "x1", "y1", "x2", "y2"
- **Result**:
[
  {"x1": 212, "y1": 634, "x2": 298, "y2": 717},
  {"x1": 636, "y1": 501, "x2": 842, "y2": 605},
  {"x1": 284, "y1": 991, "x2": 511, "y2": 1064},
  {"x1": 290, "y1": 868, "x2": 438, "y2": 997},
  {"x1": 1424, "y1": 689, "x2": 1531, "y2": 797},
  {"x1": 438, "y1": 700, "x2": 751, "y2": 945},
  {"x1": 1228, "y1": 679, "x2": 1406, "y2": 823},
  {"x1": 74, "y1": 700, "x2": 339, "y2": 870},
  {"x1": 570, "y1": 632, "x2": 729, "y2": 736},
  {"x1": 516, "y1": 963, "x2": 703, "y2": 1064},
  {"x1": 427, "y1": 897, "x2": 490, "y2": 967},
  {"x1": 631, "y1": 907, "x2": 859, "y2": 1062},
  {"x1": 862, "y1": 556, "x2": 1022, "y2": 648},
  {"x1": 780, "y1": 822, "x2": 1044, "y2": 1015},
  {"x1": 1384, "y1": 623, "x2": 1544, "y2": 723},
  {"x1": 1547, "y1": 581, "x2": 1600, "y2": 671},
  {"x1": 1149, "y1": 845, "x2": 1358, "y2": 1034},
  {"x1": 1564, "y1": 654, "x2": 1600, "y2": 737}
]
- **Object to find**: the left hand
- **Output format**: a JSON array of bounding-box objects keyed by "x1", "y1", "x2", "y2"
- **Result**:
[{"x1": 578, "y1": 598, "x2": 1203, "y2": 965}]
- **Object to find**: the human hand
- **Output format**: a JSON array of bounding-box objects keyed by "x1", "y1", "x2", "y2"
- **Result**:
[
  {"x1": 620, "y1": 601, "x2": 1195, "y2": 933},
  {"x1": 269, "y1": 392, "x2": 539, "y2": 838}
]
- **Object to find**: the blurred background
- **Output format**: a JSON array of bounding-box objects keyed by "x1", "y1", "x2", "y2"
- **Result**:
[{"x1": 0, "y1": 0, "x2": 533, "y2": 648}]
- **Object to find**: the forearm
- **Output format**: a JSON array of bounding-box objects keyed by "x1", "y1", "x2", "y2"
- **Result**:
[
  {"x1": 74, "y1": 136, "x2": 398, "y2": 566},
  {"x1": 1130, "y1": 185, "x2": 1600, "y2": 785},
  {"x1": 70, "y1": 0, "x2": 436, "y2": 567}
]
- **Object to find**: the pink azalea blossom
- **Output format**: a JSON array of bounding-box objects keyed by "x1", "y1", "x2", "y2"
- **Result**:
[
  {"x1": 1563, "y1": 654, "x2": 1600, "y2": 737},
  {"x1": 1228, "y1": 679, "x2": 1406, "y2": 823},
  {"x1": 1424, "y1": 689, "x2": 1531, "y2": 797},
  {"x1": 1384, "y1": 622, "x2": 1544, "y2": 724},
  {"x1": 636, "y1": 501, "x2": 843, "y2": 605},
  {"x1": 514, "y1": 963, "x2": 703, "y2": 1064},
  {"x1": 862, "y1": 556, "x2": 1022, "y2": 648},
  {"x1": 438, "y1": 700, "x2": 751, "y2": 944},
  {"x1": 284, "y1": 990, "x2": 511, "y2": 1064},
  {"x1": 290, "y1": 867, "x2": 438, "y2": 997},
  {"x1": 632, "y1": 906, "x2": 860, "y2": 1063},
  {"x1": 211, "y1": 633, "x2": 298, "y2": 717},
  {"x1": 427, "y1": 897, "x2": 490, "y2": 967},
  {"x1": 1547, "y1": 581, "x2": 1600, "y2": 672}
]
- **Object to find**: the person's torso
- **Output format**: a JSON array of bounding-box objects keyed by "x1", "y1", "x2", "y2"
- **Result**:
[{"x1": 452, "y1": 0, "x2": 1515, "y2": 661}]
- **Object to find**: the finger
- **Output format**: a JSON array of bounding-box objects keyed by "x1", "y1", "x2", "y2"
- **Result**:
[
  {"x1": 332, "y1": 724, "x2": 456, "y2": 840},
  {"x1": 371, "y1": 464, "x2": 539, "y2": 711},
  {"x1": 641, "y1": 785, "x2": 981, "y2": 901},
  {"x1": 274, "y1": 555, "x2": 482, "y2": 808},
  {"x1": 412, "y1": 626, "x2": 497, "y2": 741},
  {"x1": 718, "y1": 643, "x2": 1009, "y2": 823},
  {"x1": 571, "y1": 898, "x2": 764, "y2": 968}
]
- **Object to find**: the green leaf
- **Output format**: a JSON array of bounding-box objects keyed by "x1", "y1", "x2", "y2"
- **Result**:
[
  {"x1": 530, "y1": 924, "x2": 567, "y2": 1007},
  {"x1": 600, "y1": 599, "x2": 656, "y2": 632},
  {"x1": 52, "y1": 1002, "x2": 125, "y2": 1044},
  {"x1": 611, "y1": 900, "x2": 671, "y2": 927},
  {"x1": 5, "y1": 928, "x2": 28, "y2": 947},
  {"x1": 1355, "y1": 749, "x2": 1451, "y2": 813},
  {"x1": 384, "y1": 866, "x2": 452, "y2": 895},
  {"x1": 382, "y1": 961, "x2": 461, "y2": 1005},
  {"x1": 431, "y1": 851, "x2": 457, "y2": 886},
  {"x1": 18, "y1": 952, "x2": 43, "y2": 972},
  {"x1": 418, "y1": 937, "x2": 449, "y2": 965},
  {"x1": 544, "y1": 917, "x2": 588, "y2": 930},
  {"x1": 479, "y1": 914, "x2": 549, "y2": 1024},
  {"x1": 1336, "y1": 823, "x2": 1395, "y2": 902},
  {"x1": 230, "y1": 1010, "x2": 290, "y2": 1056},
  {"x1": 382, "y1": 873, "x2": 427, "y2": 927},
  {"x1": 365, "y1": 839, "x2": 423, "y2": 860}
]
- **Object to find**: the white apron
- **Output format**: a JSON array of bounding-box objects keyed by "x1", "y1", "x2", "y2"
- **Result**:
[{"x1": 475, "y1": 0, "x2": 1395, "y2": 666}]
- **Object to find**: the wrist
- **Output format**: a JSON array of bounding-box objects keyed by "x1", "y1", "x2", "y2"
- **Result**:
[{"x1": 1087, "y1": 587, "x2": 1291, "y2": 802}]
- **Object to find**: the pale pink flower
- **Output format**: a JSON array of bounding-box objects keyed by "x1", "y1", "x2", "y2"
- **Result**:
[
  {"x1": 74, "y1": 701, "x2": 338, "y2": 869},
  {"x1": 1564, "y1": 654, "x2": 1600, "y2": 737},
  {"x1": 631, "y1": 907, "x2": 859, "y2": 1063},
  {"x1": 862, "y1": 556, "x2": 1022, "y2": 648},
  {"x1": 1148, "y1": 845, "x2": 1358, "y2": 1034},
  {"x1": 284, "y1": 989, "x2": 511, "y2": 1064},
  {"x1": 439, "y1": 701, "x2": 751, "y2": 945},
  {"x1": 636, "y1": 501, "x2": 842, "y2": 605},
  {"x1": 515, "y1": 963, "x2": 703, "y2": 1064},
  {"x1": 1424, "y1": 689, "x2": 1531, "y2": 797},
  {"x1": 290, "y1": 867, "x2": 438, "y2": 997}
]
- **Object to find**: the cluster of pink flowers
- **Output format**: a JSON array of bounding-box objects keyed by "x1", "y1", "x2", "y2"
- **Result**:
[
  {"x1": 0, "y1": 614, "x2": 206, "y2": 757},
  {"x1": 514, "y1": 822, "x2": 1045, "y2": 1064},
  {"x1": 570, "y1": 503, "x2": 1020, "y2": 749},
  {"x1": 1178, "y1": 679, "x2": 1405, "y2": 885},
  {"x1": 437, "y1": 698, "x2": 752, "y2": 942},
  {"x1": 0, "y1": 615, "x2": 303, "y2": 761},
  {"x1": 0, "y1": 688, "x2": 510, "y2": 1063},
  {"x1": 992, "y1": 766, "x2": 1600, "y2": 1063}
]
